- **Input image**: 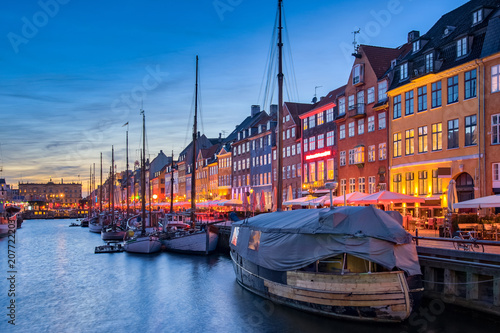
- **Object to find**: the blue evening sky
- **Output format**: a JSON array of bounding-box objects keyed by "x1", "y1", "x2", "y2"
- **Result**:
[{"x1": 0, "y1": 0, "x2": 466, "y2": 190}]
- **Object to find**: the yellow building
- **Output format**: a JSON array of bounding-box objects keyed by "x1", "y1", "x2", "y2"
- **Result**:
[{"x1": 19, "y1": 179, "x2": 82, "y2": 208}]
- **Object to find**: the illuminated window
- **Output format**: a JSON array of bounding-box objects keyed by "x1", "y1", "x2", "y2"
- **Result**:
[
  {"x1": 327, "y1": 159, "x2": 334, "y2": 180},
  {"x1": 340, "y1": 179, "x2": 346, "y2": 195},
  {"x1": 406, "y1": 172, "x2": 414, "y2": 195},
  {"x1": 379, "y1": 142, "x2": 387, "y2": 160},
  {"x1": 418, "y1": 171, "x2": 428, "y2": 195},
  {"x1": 368, "y1": 176, "x2": 376, "y2": 194},
  {"x1": 248, "y1": 230, "x2": 261, "y2": 251},
  {"x1": 405, "y1": 129, "x2": 414, "y2": 155},
  {"x1": 317, "y1": 161, "x2": 325, "y2": 181},
  {"x1": 349, "y1": 178, "x2": 356, "y2": 193},
  {"x1": 317, "y1": 134, "x2": 324, "y2": 149},
  {"x1": 358, "y1": 177, "x2": 365, "y2": 193},
  {"x1": 432, "y1": 123, "x2": 443, "y2": 151},
  {"x1": 368, "y1": 145, "x2": 375, "y2": 162},
  {"x1": 418, "y1": 126, "x2": 428, "y2": 153},
  {"x1": 432, "y1": 170, "x2": 443, "y2": 194},
  {"x1": 393, "y1": 173, "x2": 402, "y2": 193},
  {"x1": 393, "y1": 132, "x2": 402, "y2": 158},
  {"x1": 317, "y1": 112, "x2": 324, "y2": 125}
]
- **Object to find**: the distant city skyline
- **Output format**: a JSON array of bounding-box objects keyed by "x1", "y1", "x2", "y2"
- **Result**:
[{"x1": 0, "y1": 0, "x2": 467, "y2": 189}]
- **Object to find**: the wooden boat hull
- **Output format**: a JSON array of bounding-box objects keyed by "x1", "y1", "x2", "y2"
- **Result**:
[
  {"x1": 230, "y1": 250, "x2": 419, "y2": 323},
  {"x1": 162, "y1": 228, "x2": 218, "y2": 255},
  {"x1": 101, "y1": 230, "x2": 126, "y2": 241},
  {"x1": 124, "y1": 235, "x2": 161, "y2": 254}
]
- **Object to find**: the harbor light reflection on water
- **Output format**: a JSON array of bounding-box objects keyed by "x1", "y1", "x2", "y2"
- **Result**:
[{"x1": 1, "y1": 219, "x2": 499, "y2": 333}]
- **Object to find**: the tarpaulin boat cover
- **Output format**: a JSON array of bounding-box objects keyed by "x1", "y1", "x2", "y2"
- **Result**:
[{"x1": 230, "y1": 206, "x2": 421, "y2": 276}]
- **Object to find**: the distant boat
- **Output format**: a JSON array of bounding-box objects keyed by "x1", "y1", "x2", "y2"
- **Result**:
[
  {"x1": 123, "y1": 110, "x2": 161, "y2": 254},
  {"x1": 161, "y1": 56, "x2": 218, "y2": 255}
]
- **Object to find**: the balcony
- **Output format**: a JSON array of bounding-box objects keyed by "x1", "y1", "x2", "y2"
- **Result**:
[{"x1": 347, "y1": 103, "x2": 366, "y2": 118}]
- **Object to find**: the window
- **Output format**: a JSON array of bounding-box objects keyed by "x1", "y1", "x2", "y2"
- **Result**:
[
  {"x1": 448, "y1": 75, "x2": 459, "y2": 104},
  {"x1": 431, "y1": 123, "x2": 442, "y2": 151},
  {"x1": 353, "y1": 64, "x2": 362, "y2": 84},
  {"x1": 349, "y1": 122, "x2": 355, "y2": 137},
  {"x1": 349, "y1": 178, "x2": 356, "y2": 193},
  {"x1": 393, "y1": 95, "x2": 402, "y2": 119},
  {"x1": 464, "y1": 69, "x2": 476, "y2": 99},
  {"x1": 393, "y1": 132, "x2": 402, "y2": 157},
  {"x1": 309, "y1": 162, "x2": 316, "y2": 182},
  {"x1": 309, "y1": 115, "x2": 316, "y2": 128},
  {"x1": 368, "y1": 116, "x2": 375, "y2": 132},
  {"x1": 326, "y1": 131, "x2": 334, "y2": 146},
  {"x1": 492, "y1": 114, "x2": 500, "y2": 144},
  {"x1": 432, "y1": 170, "x2": 443, "y2": 194},
  {"x1": 309, "y1": 136, "x2": 316, "y2": 151},
  {"x1": 367, "y1": 87, "x2": 375, "y2": 104},
  {"x1": 292, "y1": 164, "x2": 296, "y2": 178},
  {"x1": 286, "y1": 146, "x2": 290, "y2": 157},
  {"x1": 417, "y1": 86, "x2": 427, "y2": 112},
  {"x1": 291, "y1": 127, "x2": 295, "y2": 137},
  {"x1": 357, "y1": 91, "x2": 365, "y2": 114},
  {"x1": 368, "y1": 176, "x2": 376, "y2": 194},
  {"x1": 340, "y1": 179, "x2": 346, "y2": 196},
  {"x1": 378, "y1": 112, "x2": 386, "y2": 130},
  {"x1": 317, "y1": 161, "x2": 325, "y2": 181},
  {"x1": 447, "y1": 119, "x2": 459, "y2": 149},
  {"x1": 303, "y1": 118, "x2": 308, "y2": 130},
  {"x1": 457, "y1": 37, "x2": 467, "y2": 57},
  {"x1": 296, "y1": 144, "x2": 300, "y2": 155},
  {"x1": 368, "y1": 145, "x2": 375, "y2": 162},
  {"x1": 405, "y1": 129, "x2": 414, "y2": 155},
  {"x1": 291, "y1": 144, "x2": 296, "y2": 156},
  {"x1": 378, "y1": 81, "x2": 388, "y2": 102},
  {"x1": 317, "y1": 134, "x2": 324, "y2": 149},
  {"x1": 340, "y1": 125, "x2": 345, "y2": 140},
  {"x1": 431, "y1": 81, "x2": 442, "y2": 108},
  {"x1": 359, "y1": 177, "x2": 366, "y2": 193},
  {"x1": 327, "y1": 159, "x2": 334, "y2": 180},
  {"x1": 340, "y1": 151, "x2": 346, "y2": 166},
  {"x1": 425, "y1": 53, "x2": 434, "y2": 73},
  {"x1": 413, "y1": 40, "x2": 420, "y2": 53},
  {"x1": 339, "y1": 97, "x2": 346, "y2": 116},
  {"x1": 326, "y1": 108, "x2": 334, "y2": 122},
  {"x1": 354, "y1": 146, "x2": 365, "y2": 164},
  {"x1": 465, "y1": 115, "x2": 477, "y2": 146},
  {"x1": 406, "y1": 172, "x2": 414, "y2": 195},
  {"x1": 303, "y1": 138, "x2": 308, "y2": 153},
  {"x1": 348, "y1": 95, "x2": 355, "y2": 110},
  {"x1": 348, "y1": 149, "x2": 355, "y2": 165},
  {"x1": 317, "y1": 112, "x2": 324, "y2": 125},
  {"x1": 303, "y1": 164, "x2": 308, "y2": 183},
  {"x1": 405, "y1": 91, "x2": 414, "y2": 116},
  {"x1": 285, "y1": 114, "x2": 290, "y2": 122},
  {"x1": 358, "y1": 119, "x2": 364, "y2": 135},
  {"x1": 286, "y1": 129, "x2": 290, "y2": 139},
  {"x1": 493, "y1": 65, "x2": 500, "y2": 93},
  {"x1": 473, "y1": 9, "x2": 483, "y2": 24},
  {"x1": 418, "y1": 126, "x2": 428, "y2": 153},
  {"x1": 400, "y1": 63, "x2": 408, "y2": 81},
  {"x1": 494, "y1": 163, "x2": 500, "y2": 182},
  {"x1": 379, "y1": 143, "x2": 387, "y2": 160},
  {"x1": 393, "y1": 174, "x2": 402, "y2": 193},
  {"x1": 418, "y1": 171, "x2": 428, "y2": 195}
]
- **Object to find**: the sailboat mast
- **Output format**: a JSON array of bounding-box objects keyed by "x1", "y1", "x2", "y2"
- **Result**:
[
  {"x1": 126, "y1": 125, "x2": 129, "y2": 220},
  {"x1": 190, "y1": 55, "x2": 198, "y2": 226},
  {"x1": 141, "y1": 110, "x2": 146, "y2": 235},
  {"x1": 92, "y1": 163, "x2": 95, "y2": 215},
  {"x1": 276, "y1": 0, "x2": 284, "y2": 212},
  {"x1": 111, "y1": 146, "x2": 115, "y2": 228},
  {"x1": 170, "y1": 150, "x2": 174, "y2": 214},
  {"x1": 100, "y1": 153, "x2": 103, "y2": 213},
  {"x1": 89, "y1": 165, "x2": 92, "y2": 216}
]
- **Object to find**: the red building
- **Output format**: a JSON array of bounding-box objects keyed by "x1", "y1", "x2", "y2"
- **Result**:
[{"x1": 335, "y1": 45, "x2": 409, "y2": 196}]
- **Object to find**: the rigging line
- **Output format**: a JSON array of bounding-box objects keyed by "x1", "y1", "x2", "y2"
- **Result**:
[
  {"x1": 258, "y1": 9, "x2": 279, "y2": 109},
  {"x1": 282, "y1": 6, "x2": 299, "y2": 102},
  {"x1": 184, "y1": 82, "x2": 196, "y2": 149},
  {"x1": 198, "y1": 64, "x2": 205, "y2": 136}
]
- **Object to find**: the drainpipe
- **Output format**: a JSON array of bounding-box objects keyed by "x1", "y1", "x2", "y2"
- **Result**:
[{"x1": 475, "y1": 59, "x2": 486, "y2": 199}]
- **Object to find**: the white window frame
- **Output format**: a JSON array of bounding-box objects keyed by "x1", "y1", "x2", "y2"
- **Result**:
[
  {"x1": 492, "y1": 114, "x2": 500, "y2": 145},
  {"x1": 326, "y1": 131, "x2": 334, "y2": 146},
  {"x1": 378, "y1": 112, "x2": 386, "y2": 130},
  {"x1": 368, "y1": 116, "x2": 375, "y2": 132},
  {"x1": 317, "y1": 134, "x2": 324, "y2": 149},
  {"x1": 457, "y1": 37, "x2": 467, "y2": 57},
  {"x1": 339, "y1": 97, "x2": 346, "y2": 116},
  {"x1": 400, "y1": 63, "x2": 408, "y2": 81},
  {"x1": 340, "y1": 124, "x2": 346, "y2": 140},
  {"x1": 348, "y1": 122, "x2": 355, "y2": 137},
  {"x1": 378, "y1": 80, "x2": 388, "y2": 102},
  {"x1": 340, "y1": 151, "x2": 346, "y2": 166},
  {"x1": 358, "y1": 119, "x2": 364, "y2": 135},
  {"x1": 368, "y1": 145, "x2": 375, "y2": 162},
  {"x1": 492, "y1": 65, "x2": 500, "y2": 93},
  {"x1": 367, "y1": 87, "x2": 375, "y2": 104}
]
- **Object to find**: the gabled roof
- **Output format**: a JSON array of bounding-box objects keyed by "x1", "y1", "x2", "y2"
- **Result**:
[
  {"x1": 284, "y1": 102, "x2": 314, "y2": 126},
  {"x1": 300, "y1": 85, "x2": 347, "y2": 118},
  {"x1": 226, "y1": 110, "x2": 269, "y2": 144},
  {"x1": 361, "y1": 44, "x2": 411, "y2": 80}
]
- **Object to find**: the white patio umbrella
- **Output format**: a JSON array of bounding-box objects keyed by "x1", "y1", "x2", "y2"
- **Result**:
[{"x1": 453, "y1": 194, "x2": 500, "y2": 209}]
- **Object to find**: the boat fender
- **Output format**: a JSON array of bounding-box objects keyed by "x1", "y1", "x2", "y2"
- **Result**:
[{"x1": 127, "y1": 230, "x2": 135, "y2": 237}]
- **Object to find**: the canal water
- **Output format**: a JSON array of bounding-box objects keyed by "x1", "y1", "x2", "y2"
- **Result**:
[{"x1": 1, "y1": 219, "x2": 499, "y2": 333}]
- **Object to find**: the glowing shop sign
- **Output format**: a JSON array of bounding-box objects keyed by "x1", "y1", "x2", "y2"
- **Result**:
[{"x1": 305, "y1": 150, "x2": 331, "y2": 160}]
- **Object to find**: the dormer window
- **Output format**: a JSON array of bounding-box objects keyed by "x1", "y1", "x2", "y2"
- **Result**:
[
  {"x1": 413, "y1": 40, "x2": 420, "y2": 53},
  {"x1": 473, "y1": 9, "x2": 483, "y2": 25},
  {"x1": 400, "y1": 63, "x2": 408, "y2": 81},
  {"x1": 425, "y1": 52, "x2": 434, "y2": 73},
  {"x1": 457, "y1": 37, "x2": 467, "y2": 57}
]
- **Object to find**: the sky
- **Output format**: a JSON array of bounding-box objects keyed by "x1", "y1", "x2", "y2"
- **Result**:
[{"x1": 0, "y1": 0, "x2": 468, "y2": 191}]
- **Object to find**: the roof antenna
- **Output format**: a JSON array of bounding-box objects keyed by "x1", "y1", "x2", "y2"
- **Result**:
[
  {"x1": 312, "y1": 86, "x2": 322, "y2": 103},
  {"x1": 352, "y1": 29, "x2": 362, "y2": 58}
]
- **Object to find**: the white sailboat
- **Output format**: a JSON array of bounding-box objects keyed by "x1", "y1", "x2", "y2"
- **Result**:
[
  {"x1": 161, "y1": 56, "x2": 218, "y2": 255},
  {"x1": 123, "y1": 110, "x2": 161, "y2": 254}
]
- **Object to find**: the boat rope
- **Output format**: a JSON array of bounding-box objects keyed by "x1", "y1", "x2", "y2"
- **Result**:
[{"x1": 421, "y1": 277, "x2": 500, "y2": 285}]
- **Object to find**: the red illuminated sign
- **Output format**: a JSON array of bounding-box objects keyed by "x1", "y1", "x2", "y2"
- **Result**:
[{"x1": 305, "y1": 150, "x2": 332, "y2": 160}]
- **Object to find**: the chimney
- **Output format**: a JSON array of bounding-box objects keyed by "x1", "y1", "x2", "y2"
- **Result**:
[
  {"x1": 408, "y1": 30, "x2": 420, "y2": 43},
  {"x1": 251, "y1": 105, "x2": 260, "y2": 117},
  {"x1": 270, "y1": 104, "x2": 278, "y2": 116},
  {"x1": 197, "y1": 131, "x2": 201, "y2": 138}
]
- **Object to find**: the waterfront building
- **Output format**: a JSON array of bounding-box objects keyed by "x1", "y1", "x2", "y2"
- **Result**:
[
  {"x1": 19, "y1": 179, "x2": 82, "y2": 208},
  {"x1": 387, "y1": 0, "x2": 500, "y2": 216},
  {"x1": 196, "y1": 144, "x2": 221, "y2": 202},
  {"x1": 336, "y1": 44, "x2": 409, "y2": 198},
  {"x1": 300, "y1": 86, "x2": 345, "y2": 197},
  {"x1": 216, "y1": 146, "x2": 232, "y2": 200},
  {"x1": 275, "y1": 102, "x2": 312, "y2": 202},
  {"x1": 164, "y1": 160, "x2": 179, "y2": 205},
  {"x1": 149, "y1": 150, "x2": 171, "y2": 204}
]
